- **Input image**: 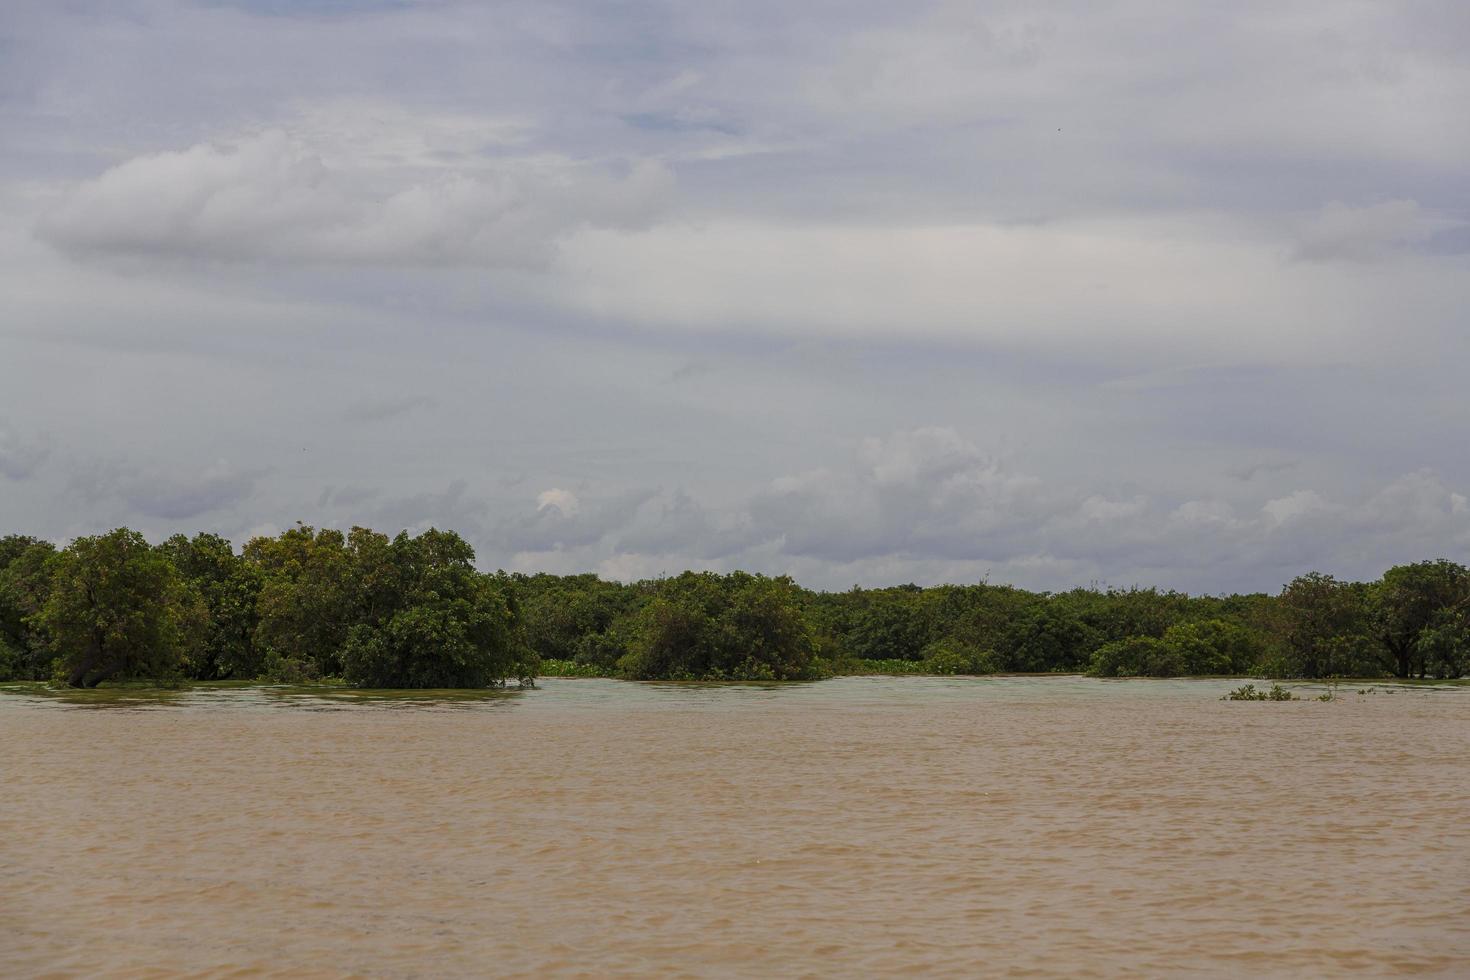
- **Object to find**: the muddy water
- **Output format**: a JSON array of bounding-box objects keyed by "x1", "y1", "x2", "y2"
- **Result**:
[{"x1": 3, "y1": 677, "x2": 1469, "y2": 978}]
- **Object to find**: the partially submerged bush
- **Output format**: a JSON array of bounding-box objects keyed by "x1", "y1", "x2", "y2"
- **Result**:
[{"x1": 1222, "y1": 683, "x2": 1296, "y2": 701}]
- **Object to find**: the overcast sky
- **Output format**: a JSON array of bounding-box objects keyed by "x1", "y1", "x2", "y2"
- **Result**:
[{"x1": 2, "y1": 0, "x2": 1468, "y2": 593}]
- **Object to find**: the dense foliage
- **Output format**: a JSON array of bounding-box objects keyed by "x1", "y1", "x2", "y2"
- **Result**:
[
  {"x1": 33, "y1": 529, "x2": 205, "y2": 688},
  {"x1": 338, "y1": 529, "x2": 532, "y2": 688},
  {"x1": 503, "y1": 557, "x2": 1470, "y2": 682},
  {"x1": 1, "y1": 526, "x2": 1466, "y2": 686},
  {"x1": 0, "y1": 525, "x2": 533, "y2": 688}
]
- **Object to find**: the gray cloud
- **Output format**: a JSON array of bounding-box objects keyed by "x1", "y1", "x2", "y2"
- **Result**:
[
  {"x1": 68, "y1": 456, "x2": 264, "y2": 521},
  {"x1": 316, "y1": 484, "x2": 381, "y2": 510},
  {"x1": 1291, "y1": 199, "x2": 1443, "y2": 263},
  {"x1": 0, "y1": 427, "x2": 51, "y2": 480},
  {"x1": 38, "y1": 126, "x2": 673, "y2": 268},
  {"x1": 494, "y1": 488, "x2": 659, "y2": 554},
  {"x1": 344, "y1": 394, "x2": 437, "y2": 423},
  {"x1": 365, "y1": 480, "x2": 492, "y2": 540},
  {"x1": 2, "y1": 1, "x2": 1469, "y2": 593},
  {"x1": 126, "y1": 463, "x2": 265, "y2": 520},
  {"x1": 484, "y1": 429, "x2": 1470, "y2": 592}
]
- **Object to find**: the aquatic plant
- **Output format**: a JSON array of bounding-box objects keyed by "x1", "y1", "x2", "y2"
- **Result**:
[{"x1": 1223, "y1": 683, "x2": 1297, "y2": 701}]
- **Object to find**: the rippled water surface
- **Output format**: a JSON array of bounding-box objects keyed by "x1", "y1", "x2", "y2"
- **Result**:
[{"x1": 4, "y1": 677, "x2": 1469, "y2": 977}]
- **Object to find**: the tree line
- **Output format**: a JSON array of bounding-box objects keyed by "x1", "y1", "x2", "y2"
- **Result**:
[
  {"x1": 1, "y1": 526, "x2": 1467, "y2": 687},
  {"x1": 0, "y1": 526, "x2": 535, "y2": 689}
]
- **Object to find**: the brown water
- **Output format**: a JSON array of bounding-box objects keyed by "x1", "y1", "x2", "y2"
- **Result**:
[{"x1": 4, "y1": 677, "x2": 1469, "y2": 978}]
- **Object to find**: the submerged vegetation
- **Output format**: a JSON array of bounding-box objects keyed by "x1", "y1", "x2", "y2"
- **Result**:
[
  {"x1": 1223, "y1": 683, "x2": 1298, "y2": 701},
  {"x1": 1, "y1": 526, "x2": 1469, "y2": 688}
]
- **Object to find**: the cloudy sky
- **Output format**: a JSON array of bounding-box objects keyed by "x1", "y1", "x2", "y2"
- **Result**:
[{"x1": 2, "y1": 0, "x2": 1468, "y2": 593}]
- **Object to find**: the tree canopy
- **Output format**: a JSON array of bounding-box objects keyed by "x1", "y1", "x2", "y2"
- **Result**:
[
  {"x1": 34, "y1": 529, "x2": 205, "y2": 688},
  {"x1": 1, "y1": 524, "x2": 1465, "y2": 686}
]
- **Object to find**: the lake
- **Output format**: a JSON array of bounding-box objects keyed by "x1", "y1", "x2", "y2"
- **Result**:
[{"x1": 4, "y1": 676, "x2": 1468, "y2": 977}]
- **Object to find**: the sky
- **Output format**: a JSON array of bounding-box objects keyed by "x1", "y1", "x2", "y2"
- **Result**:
[{"x1": 2, "y1": 0, "x2": 1468, "y2": 594}]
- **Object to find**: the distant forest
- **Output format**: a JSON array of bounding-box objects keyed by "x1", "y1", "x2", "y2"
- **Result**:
[{"x1": 1, "y1": 526, "x2": 1467, "y2": 688}]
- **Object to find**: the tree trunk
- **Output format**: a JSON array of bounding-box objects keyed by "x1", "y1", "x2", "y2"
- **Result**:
[
  {"x1": 68, "y1": 633, "x2": 108, "y2": 688},
  {"x1": 66, "y1": 660, "x2": 90, "y2": 688},
  {"x1": 1391, "y1": 640, "x2": 1411, "y2": 679},
  {"x1": 82, "y1": 663, "x2": 121, "y2": 688}
]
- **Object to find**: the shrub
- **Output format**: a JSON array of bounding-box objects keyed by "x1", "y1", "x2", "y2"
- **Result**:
[
  {"x1": 1223, "y1": 683, "x2": 1296, "y2": 701},
  {"x1": 920, "y1": 638, "x2": 1000, "y2": 675}
]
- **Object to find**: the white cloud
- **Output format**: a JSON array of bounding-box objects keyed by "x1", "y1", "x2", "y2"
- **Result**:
[
  {"x1": 38, "y1": 124, "x2": 673, "y2": 268},
  {"x1": 1262, "y1": 489, "x2": 1330, "y2": 527},
  {"x1": 536, "y1": 488, "x2": 580, "y2": 516},
  {"x1": 474, "y1": 430, "x2": 1470, "y2": 592},
  {"x1": 545, "y1": 214, "x2": 1466, "y2": 361}
]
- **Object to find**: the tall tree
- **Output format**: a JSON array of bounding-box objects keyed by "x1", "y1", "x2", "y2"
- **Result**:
[
  {"x1": 158, "y1": 533, "x2": 263, "y2": 679},
  {"x1": 245, "y1": 524, "x2": 356, "y2": 679},
  {"x1": 1278, "y1": 573, "x2": 1376, "y2": 678},
  {"x1": 618, "y1": 572, "x2": 818, "y2": 680},
  {"x1": 36, "y1": 529, "x2": 205, "y2": 688},
  {"x1": 0, "y1": 535, "x2": 57, "y2": 680},
  {"x1": 340, "y1": 529, "x2": 534, "y2": 688},
  {"x1": 999, "y1": 602, "x2": 1100, "y2": 672},
  {"x1": 1372, "y1": 561, "x2": 1470, "y2": 678}
]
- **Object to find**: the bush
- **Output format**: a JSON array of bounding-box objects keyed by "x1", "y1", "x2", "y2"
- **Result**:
[
  {"x1": 260, "y1": 651, "x2": 320, "y2": 684},
  {"x1": 920, "y1": 639, "x2": 1000, "y2": 675},
  {"x1": 1223, "y1": 683, "x2": 1296, "y2": 701}
]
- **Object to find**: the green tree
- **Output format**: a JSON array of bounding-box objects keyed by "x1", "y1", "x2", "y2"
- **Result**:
[
  {"x1": 1082, "y1": 587, "x2": 1190, "y2": 644},
  {"x1": 0, "y1": 535, "x2": 57, "y2": 679},
  {"x1": 1089, "y1": 635, "x2": 1171, "y2": 677},
  {"x1": 512, "y1": 572, "x2": 641, "y2": 663},
  {"x1": 920, "y1": 636, "x2": 1000, "y2": 674},
  {"x1": 999, "y1": 603, "x2": 1100, "y2": 672},
  {"x1": 1417, "y1": 614, "x2": 1470, "y2": 679},
  {"x1": 36, "y1": 528, "x2": 206, "y2": 687},
  {"x1": 158, "y1": 532, "x2": 263, "y2": 679},
  {"x1": 719, "y1": 574, "x2": 820, "y2": 680},
  {"x1": 340, "y1": 529, "x2": 535, "y2": 688},
  {"x1": 931, "y1": 584, "x2": 1041, "y2": 655},
  {"x1": 245, "y1": 524, "x2": 356, "y2": 679},
  {"x1": 1159, "y1": 619, "x2": 1264, "y2": 675},
  {"x1": 618, "y1": 572, "x2": 818, "y2": 680},
  {"x1": 1372, "y1": 561, "x2": 1470, "y2": 678},
  {"x1": 1278, "y1": 573, "x2": 1376, "y2": 678},
  {"x1": 0, "y1": 634, "x2": 23, "y2": 682},
  {"x1": 837, "y1": 586, "x2": 932, "y2": 662}
]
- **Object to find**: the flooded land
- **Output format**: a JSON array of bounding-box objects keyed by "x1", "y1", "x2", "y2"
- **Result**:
[{"x1": 4, "y1": 677, "x2": 1469, "y2": 977}]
